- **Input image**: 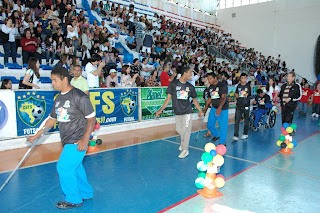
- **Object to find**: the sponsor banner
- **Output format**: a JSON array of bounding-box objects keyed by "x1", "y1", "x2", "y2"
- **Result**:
[
  {"x1": 227, "y1": 86, "x2": 237, "y2": 108},
  {"x1": 89, "y1": 88, "x2": 139, "y2": 125},
  {"x1": 0, "y1": 90, "x2": 17, "y2": 138}
]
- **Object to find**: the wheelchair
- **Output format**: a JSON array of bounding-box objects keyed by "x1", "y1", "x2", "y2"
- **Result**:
[{"x1": 249, "y1": 105, "x2": 277, "y2": 130}]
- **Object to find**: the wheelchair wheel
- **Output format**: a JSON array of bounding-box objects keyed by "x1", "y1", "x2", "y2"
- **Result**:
[{"x1": 268, "y1": 111, "x2": 276, "y2": 128}]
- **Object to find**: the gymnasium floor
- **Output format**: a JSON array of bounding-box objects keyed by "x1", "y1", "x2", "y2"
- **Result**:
[{"x1": 0, "y1": 112, "x2": 319, "y2": 213}]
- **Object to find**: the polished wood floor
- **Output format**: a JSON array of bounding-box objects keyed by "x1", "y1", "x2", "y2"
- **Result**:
[{"x1": 0, "y1": 118, "x2": 235, "y2": 173}]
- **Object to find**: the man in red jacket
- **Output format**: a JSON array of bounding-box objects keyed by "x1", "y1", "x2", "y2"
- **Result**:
[
  {"x1": 20, "y1": 29, "x2": 42, "y2": 64},
  {"x1": 160, "y1": 62, "x2": 176, "y2": 86}
]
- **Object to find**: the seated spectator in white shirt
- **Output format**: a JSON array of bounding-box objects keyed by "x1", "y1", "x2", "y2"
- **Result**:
[
  {"x1": 140, "y1": 58, "x2": 154, "y2": 79},
  {"x1": 85, "y1": 54, "x2": 105, "y2": 88},
  {"x1": 105, "y1": 69, "x2": 119, "y2": 88}
]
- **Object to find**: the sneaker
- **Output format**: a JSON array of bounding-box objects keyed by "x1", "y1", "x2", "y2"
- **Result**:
[
  {"x1": 232, "y1": 136, "x2": 238, "y2": 141},
  {"x1": 179, "y1": 146, "x2": 182, "y2": 151},
  {"x1": 56, "y1": 201, "x2": 83, "y2": 209},
  {"x1": 252, "y1": 126, "x2": 258, "y2": 131},
  {"x1": 316, "y1": 114, "x2": 319, "y2": 118},
  {"x1": 311, "y1": 113, "x2": 316, "y2": 117},
  {"x1": 178, "y1": 150, "x2": 189, "y2": 158},
  {"x1": 240, "y1": 135, "x2": 248, "y2": 140},
  {"x1": 211, "y1": 136, "x2": 220, "y2": 142}
]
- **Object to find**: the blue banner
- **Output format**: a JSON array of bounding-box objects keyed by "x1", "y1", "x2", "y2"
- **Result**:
[
  {"x1": 89, "y1": 88, "x2": 139, "y2": 125},
  {"x1": 15, "y1": 90, "x2": 59, "y2": 136}
]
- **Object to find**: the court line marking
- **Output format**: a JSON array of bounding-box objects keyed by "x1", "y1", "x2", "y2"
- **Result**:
[{"x1": 158, "y1": 130, "x2": 320, "y2": 213}]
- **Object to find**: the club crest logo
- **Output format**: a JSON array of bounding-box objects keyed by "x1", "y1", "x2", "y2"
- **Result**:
[
  {"x1": 17, "y1": 92, "x2": 46, "y2": 127},
  {"x1": 120, "y1": 90, "x2": 138, "y2": 116}
]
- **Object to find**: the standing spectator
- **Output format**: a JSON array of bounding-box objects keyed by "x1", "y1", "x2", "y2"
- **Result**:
[
  {"x1": 67, "y1": 19, "x2": 80, "y2": 55},
  {"x1": 71, "y1": 65, "x2": 89, "y2": 95},
  {"x1": 160, "y1": 62, "x2": 176, "y2": 86},
  {"x1": 21, "y1": 57, "x2": 41, "y2": 89},
  {"x1": 264, "y1": 78, "x2": 280, "y2": 104},
  {"x1": 127, "y1": 8, "x2": 134, "y2": 32},
  {"x1": 121, "y1": 65, "x2": 139, "y2": 87},
  {"x1": 279, "y1": 72, "x2": 302, "y2": 124},
  {"x1": 2, "y1": 18, "x2": 17, "y2": 64},
  {"x1": 310, "y1": 83, "x2": 320, "y2": 118},
  {"x1": 85, "y1": 54, "x2": 105, "y2": 88},
  {"x1": 0, "y1": 79, "x2": 12, "y2": 89},
  {"x1": 20, "y1": 29, "x2": 42, "y2": 64},
  {"x1": 105, "y1": 69, "x2": 119, "y2": 88},
  {"x1": 299, "y1": 82, "x2": 312, "y2": 115},
  {"x1": 142, "y1": 27, "x2": 154, "y2": 61},
  {"x1": 134, "y1": 16, "x2": 146, "y2": 53},
  {"x1": 126, "y1": 31, "x2": 136, "y2": 49}
]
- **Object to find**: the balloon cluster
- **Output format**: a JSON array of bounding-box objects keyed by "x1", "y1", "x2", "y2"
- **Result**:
[
  {"x1": 195, "y1": 143, "x2": 227, "y2": 189},
  {"x1": 276, "y1": 123, "x2": 297, "y2": 149},
  {"x1": 89, "y1": 123, "x2": 102, "y2": 147}
]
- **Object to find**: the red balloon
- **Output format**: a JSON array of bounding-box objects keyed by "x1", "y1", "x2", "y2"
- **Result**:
[
  {"x1": 282, "y1": 129, "x2": 289, "y2": 136},
  {"x1": 216, "y1": 174, "x2": 225, "y2": 180},
  {"x1": 216, "y1": 145, "x2": 227, "y2": 155},
  {"x1": 95, "y1": 123, "x2": 101, "y2": 130}
]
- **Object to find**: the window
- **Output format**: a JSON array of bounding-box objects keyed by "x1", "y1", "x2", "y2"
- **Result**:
[{"x1": 233, "y1": 0, "x2": 242, "y2": 7}]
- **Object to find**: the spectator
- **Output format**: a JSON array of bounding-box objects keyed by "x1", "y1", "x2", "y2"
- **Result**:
[
  {"x1": 105, "y1": 69, "x2": 119, "y2": 88},
  {"x1": 261, "y1": 76, "x2": 267, "y2": 86},
  {"x1": 311, "y1": 83, "x2": 320, "y2": 118},
  {"x1": 252, "y1": 89, "x2": 272, "y2": 130},
  {"x1": 66, "y1": 19, "x2": 80, "y2": 55},
  {"x1": 126, "y1": 31, "x2": 136, "y2": 50},
  {"x1": 141, "y1": 58, "x2": 153, "y2": 79},
  {"x1": 64, "y1": 38, "x2": 74, "y2": 56},
  {"x1": 35, "y1": 1, "x2": 46, "y2": 19},
  {"x1": 121, "y1": 65, "x2": 138, "y2": 87},
  {"x1": 13, "y1": 0, "x2": 25, "y2": 16},
  {"x1": 91, "y1": 0, "x2": 100, "y2": 15},
  {"x1": 160, "y1": 62, "x2": 176, "y2": 86},
  {"x1": 264, "y1": 78, "x2": 280, "y2": 104},
  {"x1": 85, "y1": 54, "x2": 105, "y2": 88},
  {"x1": 21, "y1": 57, "x2": 41, "y2": 89},
  {"x1": 20, "y1": 28, "x2": 42, "y2": 64},
  {"x1": 134, "y1": 16, "x2": 146, "y2": 53},
  {"x1": 111, "y1": 14, "x2": 121, "y2": 33},
  {"x1": 142, "y1": 27, "x2": 154, "y2": 61},
  {"x1": 127, "y1": 8, "x2": 134, "y2": 32},
  {"x1": 299, "y1": 82, "x2": 312, "y2": 115},
  {"x1": 145, "y1": 70, "x2": 159, "y2": 87},
  {"x1": 54, "y1": 54, "x2": 69, "y2": 69},
  {"x1": 2, "y1": 18, "x2": 17, "y2": 64},
  {"x1": 41, "y1": 35, "x2": 55, "y2": 65},
  {"x1": 0, "y1": 79, "x2": 12, "y2": 89},
  {"x1": 69, "y1": 55, "x2": 80, "y2": 75},
  {"x1": 71, "y1": 65, "x2": 89, "y2": 95},
  {"x1": 1, "y1": 0, "x2": 12, "y2": 21},
  {"x1": 130, "y1": 58, "x2": 144, "y2": 87}
]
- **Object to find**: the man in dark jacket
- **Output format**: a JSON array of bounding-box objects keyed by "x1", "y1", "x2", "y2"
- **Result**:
[{"x1": 279, "y1": 72, "x2": 302, "y2": 124}]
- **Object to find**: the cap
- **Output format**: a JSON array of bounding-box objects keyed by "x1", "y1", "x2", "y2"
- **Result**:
[{"x1": 110, "y1": 69, "x2": 117, "y2": 73}]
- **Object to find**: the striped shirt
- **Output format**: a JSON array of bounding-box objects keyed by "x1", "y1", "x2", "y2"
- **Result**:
[{"x1": 134, "y1": 21, "x2": 146, "y2": 37}]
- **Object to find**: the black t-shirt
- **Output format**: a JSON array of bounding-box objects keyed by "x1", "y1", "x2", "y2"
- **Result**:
[
  {"x1": 235, "y1": 83, "x2": 251, "y2": 107},
  {"x1": 166, "y1": 79, "x2": 197, "y2": 115},
  {"x1": 255, "y1": 94, "x2": 271, "y2": 109},
  {"x1": 203, "y1": 87, "x2": 211, "y2": 108},
  {"x1": 208, "y1": 82, "x2": 229, "y2": 110},
  {"x1": 50, "y1": 88, "x2": 95, "y2": 145}
]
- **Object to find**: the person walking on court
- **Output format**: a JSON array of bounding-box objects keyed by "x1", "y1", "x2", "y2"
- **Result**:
[
  {"x1": 233, "y1": 73, "x2": 251, "y2": 141},
  {"x1": 279, "y1": 72, "x2": 301, "y2": 124},
  {"x1": 27, "y1": 67, "x2": 96, "y2": 209},
  {"x1": 156, "y1": 66, "x2": 204, "y2": 158},
  {"x1": 204, "y1": 73, "x2": 229, "y2": 146}
]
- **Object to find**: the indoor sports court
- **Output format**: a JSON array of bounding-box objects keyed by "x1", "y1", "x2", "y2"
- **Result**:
[{"x1": 0, "y1": 113, "x2": 319, "y2": 213}]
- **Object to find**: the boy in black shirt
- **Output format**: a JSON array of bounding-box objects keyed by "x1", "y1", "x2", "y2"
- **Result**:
[
  {"x1": 233, "y1": 73, "x2": 251, "y2": 141},
  {"x1": 28, "y1": 67, "x2": 96, "y2": 209},
  {"x1": 156, "y1": 67, "x2": 204, "y2": 158},
  {"x1": 252, "y1": 89, "x2": 271, "y2": 130},
  {"x1": 204, "y1": 73, "x2": 229, "y2": 146}
]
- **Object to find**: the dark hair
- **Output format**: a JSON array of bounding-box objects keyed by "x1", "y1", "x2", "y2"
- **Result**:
[
  {"x1": 51, "y1": 67, "x2": 71, "y2": 82},
  {"x1": 240, "y1": 73, "x2": 247, "y2": 77},
  {"x1": 0, "y1": 79, "x2": 11, "y2": 89},
  {"x1": 121, "y1": 65, "x2": 130, "y2": 75},
  {"x1": 28, "y1": 57, "x2": 40, "y2": 79},
  {"x1": 180, "y1": 66, "x2": 190, "y2": 76},
  {"x1": 266, "y1": 78, "x2": 275, "y2": 92},
  {"x1": 207, "y1": 72, "x2": 217, "y2": 78},
  {"x1": 91, "y1": 54, "x2": 102, "y2": 62},
  {"x1": 73, "y1": 65, "x2": 81, "y2": 70},
  {"x1": 288, "y1": 71, "x2": 295, "y2": 78},
  {"x1": 257, "y1": 89, "x2": 263, "y2": 94},
  {"x1": 44, "y1": 35, "x2": 52, "y2": 47},
  {"x1": 133, "y1": 58, "x2": 139, "y2": 64},
  {"x1": 59, "y1": 54, "x2": 69, "y2": 64},
  {"x1": 142, "y1": 58, "x2": 147, "y2": 63}
]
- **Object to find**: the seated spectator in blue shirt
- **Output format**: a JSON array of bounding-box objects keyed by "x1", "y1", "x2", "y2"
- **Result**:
[
  {"x1": 261, "y1": 76, "x2": 267, "y2": 86},
  {"x1": 126, "y1": 31, "x2": 136, "y2": 49},
  {"x1": 256, "y1": 71, "x2": 262, "y2": 85}
]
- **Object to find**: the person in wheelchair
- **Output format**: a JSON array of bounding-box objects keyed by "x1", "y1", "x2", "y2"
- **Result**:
[{"x1": 252, "y1": 89, "x2": 272, "y2": 131}]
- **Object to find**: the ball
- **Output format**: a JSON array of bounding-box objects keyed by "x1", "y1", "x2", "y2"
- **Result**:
[
  {"x1": 215, "y1": 177, "x2": 225, "y2": 188},
  {"x1": 197, "y1": 172, "x2": 207, "y2": 179},
  {"x1": 204, "y1": 143, "x2": 216, "y2": 153},
  {"x1": 216, "y1": 144, "x2": 227, "y2": 155},
  {"x1": 96, "y1": 138, "x2": 102, "y2": 145},
  {"x1": 292, "y1": 141, "x2": 297, "y2": 147},
  {"x1": 287, "y1": 143, "x2": 294, "y2": 149},
  {"x1": 210, "y1": 149, "x2": 217, "y2": 157},
  {"x1": 94, "y1": 123, "x2": 100, "y2": 129},
  {"x1": 283, "y1": 122, "x2": 290, "y2": 129},
  {"x1": 129, "y1": 100, "x2": 136, "y2": 110},
  {"x1": 212, "y1": 155, "x2": 224, "y2": 167},
  {"x1": 197, "y1": 161, "x2": 208, "y2": 172},
  {"x1": 32, "y1": 106, "x2": 44, "y2": 119},
  {"x1": 279, "y1": 135, "x2": 285, "y2": 141},
  {"x1": 276, "y1": 140, "x2": 282, "y2": 147},
  {"x1": 280, "y1": 142, "x2": 287, "y2": 148},
  {"x1": 290, "y1": 123, "x2": 297, "y2": 130},
  {"x1": 216, "y1": 174, "x2": 225, "y2": 180},
  {"x1": 195, "y1": 177, "x2": 205, "y2": 189},
  {"x1": 89, "y1": 140, "x2": 96, "y2": 146},
  {"x1": 201, "y1": 152, "x2": 213, "y2": 163},
  {"x1": 286, "y1": 127, "x2": 293, "y2": 134}
]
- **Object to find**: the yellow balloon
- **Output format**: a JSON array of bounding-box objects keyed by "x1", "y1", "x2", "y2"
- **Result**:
[
  {"x1": 287, "y1": 143, "x2": 294, "y2": 149},
  {"x1": 215, "y1": 177, "x2": 225, "y2": 188},
  {"x1": 204, "y1": 143, "x2": 216, "y2": 153},
  {"x1": 212, "y1": 155, "x2": 224, "y2": 166},
  {"x1": 286, "y1": 127, "x2": 293, "y2": 134},
  {"x1": 276, "y1": 140, "x2": 282, "y2": 147}
]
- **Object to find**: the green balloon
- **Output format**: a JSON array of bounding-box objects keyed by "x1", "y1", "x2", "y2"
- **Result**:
[
  {"x1": 201, "y1": 152, "x2": 213, "y2": 163},
  {"x1": 279, "y1": 135, "x2": 285, "y2": 141},
  {"x1": 89, "y1": 140, "x2": 96, "y2": 146},
  {"x1": 197, "y1": 172, "x2": 206, "y2": 179},
  {"x1": 290, "y1": 123, "x2": 297, "y2": 130}
]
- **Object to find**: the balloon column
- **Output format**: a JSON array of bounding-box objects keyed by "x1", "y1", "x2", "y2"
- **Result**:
[
  {"x1": 195, "y1": 143, "x2": 227, "y2": 198},
  {"x1": 276, "y1": 123, "x2": 297, "y2": 154}
]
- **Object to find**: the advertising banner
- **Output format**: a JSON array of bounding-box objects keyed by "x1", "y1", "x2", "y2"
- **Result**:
[{"x1": 0, "y1": 90, "x2": 17, "y2": 138}]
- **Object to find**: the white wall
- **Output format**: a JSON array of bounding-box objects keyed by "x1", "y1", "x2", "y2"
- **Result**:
[{"x1": 216, "y1": 0, "x2": 320, "y2": 82}]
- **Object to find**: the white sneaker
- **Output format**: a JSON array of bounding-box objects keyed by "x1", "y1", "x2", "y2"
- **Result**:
[
  {"x1": 241, "y1": 135, "x2": 248, "y2": 140},
  {"x1": 179, "y1": 146, "x2": 182, "y2": 151},
  {"x1": 316, "y1": 114, "x2": 319, "y2": 118},
  {"x1": 178, "y1": 150, "x2": 189, "y2": 158},
  {"x1": 311, "y1": 113, "x2": 316, "y2": 117},
  {"x1": 232, "y1": 136, "x2": 238, "y2": 141}
]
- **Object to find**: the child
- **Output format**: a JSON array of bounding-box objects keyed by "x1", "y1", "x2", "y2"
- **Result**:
[
  {"x1": 233, "y1": 73, "x2": 251, "y2": 140},
  {"x1": 311, "y1": 83, "x2": 320, "y2": 118},
  {"x1": 299, "y1": 82, "x2": 312, "y2": 115},
  {"x1": 252, "y1": 89, "x2": 271, "y2": 131}
]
